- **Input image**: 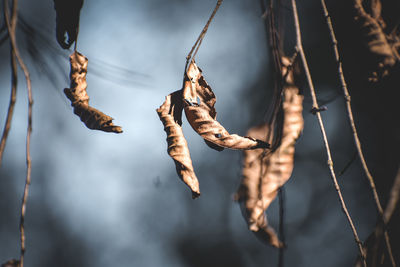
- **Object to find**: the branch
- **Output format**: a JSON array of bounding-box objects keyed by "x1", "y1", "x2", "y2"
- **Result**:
[
  {"x1": 184, "y1": 0, "x2": 223, "y2": 71},
  {"x1": 385, "y1": 167, "x2": 400, "y2": 222},
  {"x1": 370, "y1": 167, "x2": 400, "y2": 266},
  {"x1": 290, "y1": 0, "x2": 366, "y2": 265},
  {"x1": 278, "y1": 187, "x2": 285, "y2": 267},
  {"x1": 319, "y1": 1, "x2": 396, "y2": 266},
  {"x1": 4, "y1": 1, "x2": 33, "y2": 266},
  {"x1": 0, "y1": 0, "x2": 18, "y2": 167}
]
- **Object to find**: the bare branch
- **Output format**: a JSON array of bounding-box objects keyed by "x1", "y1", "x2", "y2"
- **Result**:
[
  {"x1": 0, "y1": 0, "x2": 18, "y2": 168},
  {"x1": 4, "y1": 1, "x2": 33, "y2": 266},
  {"x1": 384, "y1": 167, "x2": 400, "y2": 222},
  {"x1": 290, "y1": 0, "x2": 366, "y2": 265},
  {"x1": 320, "y1": 1, "x2": 396, "y2": 266}
]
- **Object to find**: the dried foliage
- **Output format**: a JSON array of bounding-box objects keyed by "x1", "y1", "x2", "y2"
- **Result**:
[
  {"x1": 157, "y1": 90, "x2": 201, "y2": 198},
  {"x1": 353, "y1": 0, "x2": 399, "y2": 81},
  {"x1": 157, "y1": 61, "x2": 269, "y2": 197},
  {"x1": 64, "y1": 51, "x2": 122, "y2": 133},
  {"x1": 1, "y1": 260, "x2": 20, "y2": 267},
  {"x1": 53, "y1": 0, "x2": 83, "y2": 49},
  {"x1": 236, "y1": 57, "x2": 304, "y2": 248},
  {"x1": 183, "y1": 62, "x2": 270, "y2": 151}
]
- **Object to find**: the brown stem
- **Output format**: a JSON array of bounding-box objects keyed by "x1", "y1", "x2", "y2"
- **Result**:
[
  {"x1": 184, "y1": 0, "x2": 223, "y2": 71},
  {"x1": 0, "y1": 0, "x2": 18, "y2": 168},
  {"x1": 320, "y1": 1, "x2": 396, "y2": 266},
  {"x1": 290, "y1": 0, "x2": 366, "y2": 265},
  {"x1": 4, "y1": 1, "x2": 33, "y2": 266}
]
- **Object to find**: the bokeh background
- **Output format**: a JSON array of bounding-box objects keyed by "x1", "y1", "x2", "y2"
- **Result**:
[{"x1": 1, "y1": 0, "x2": 399, "y2": 266}]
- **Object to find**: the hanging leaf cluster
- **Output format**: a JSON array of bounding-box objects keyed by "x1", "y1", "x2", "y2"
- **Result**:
[{"x1": 157, "y1": 62, "x2": 269, "y2": 198}]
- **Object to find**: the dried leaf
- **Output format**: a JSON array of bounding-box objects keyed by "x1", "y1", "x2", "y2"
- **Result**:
[
  {"x1": 354, "y1": 0, "x2": 399, "y2": 80},
  {"x1": 64, "y1": 51, "x2": 122, "y2": 133},
  {"x1": 183, "y1": 62, "x2": 269, "y2": 151},
  {"x1": 237, "y1": 57, "x2": 304, "y2": 248},
  {"x1": 236, "y1": 124, "x2": 283, "y2": 248},
  {"x1": 1, "y1": 259, "x2": 20, "y2": 267},
  {"x1": 157, "y1": 90, "x2": 200, "y2": 198},
  {"x1": 53, "y1": 0, "x2": 83, "y2": 49}
]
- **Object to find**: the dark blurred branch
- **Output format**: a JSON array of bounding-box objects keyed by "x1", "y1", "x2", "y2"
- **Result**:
[
  {"x1": 356, "y1": 167, "x2": 400, "y2": 267},
  {"x1": 260, "y1": 0, "x2": 286, "y2": 263},
  {"x1": 320, "y1": 1, "x2": 396, "y2": 266},
  {"x1": 3, "y1": 1, "x2": 33, "y2": 267},
  {"x1": 338, "y1": 152, "x2": 357, "y2": 177},
  {"x1": 384, "y1": 166, "x2": 400, "y2": 222},
  {"x1": 371, "y1": 167, "x2": 400, "y2": 266},
  {"x1": 259, "y1": 0, "x2": 284, "y2": 153},
  {"x1": 290, "y1": 0, "x2": 367, "y2": 265},
  {"x1": 278, "y1": 187, "x2": 285, "y2": 267},
  {"x1": 0, "y1": 21, "x2": 8, "y2": 45}
]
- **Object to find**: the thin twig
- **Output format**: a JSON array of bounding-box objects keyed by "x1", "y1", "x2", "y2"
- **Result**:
[
  {"x1": 278, "y1": 187, "x2": 285, "y2": 267},
  {"x1": 0, "y1": 0, "x2": 18, "y2": 168},
  {"x1": 319, "y1": 1, "x2": 396, "y2": 265},
  {"x1": 4, "y1": 1, "x2": 33, "y2": 266},
  {"x1": 365, "y1": 167, "x2": 400, "y2": 267},
  {"x1": 184, "y1": 0, "x2": 223, "y2": 72},
  {"x1": 290, "y1": 0, "x2": 366, "y2": 265},
  {"x1": 384, "y1": 167, "x2": 400, "y2": 223},
  {"x1": 338, "y1": 151, "x2": 357, "y2": 177},
  {"x1": 258, "y1": 0, "x2": 285, "y2": 153}
]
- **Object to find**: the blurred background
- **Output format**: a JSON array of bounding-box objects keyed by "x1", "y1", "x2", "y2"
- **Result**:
[{"x1": 0, "y1": 0, "x2": 398, "y2": 266}]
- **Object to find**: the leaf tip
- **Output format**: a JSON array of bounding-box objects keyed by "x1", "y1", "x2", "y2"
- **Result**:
[{"x1": 191, "y1": 190, "x2": 201, "y2": 199}]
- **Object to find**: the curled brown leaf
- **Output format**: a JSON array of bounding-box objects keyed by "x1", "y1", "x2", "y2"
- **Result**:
[
  {"x1": 64, "y1": 51, "x2": 122, "y2": 133},
  {"x1": 157, "y1": 90, "x2": 200, "y2": 198},
  {"x1": 237, "y1": 57, "x2": 304, "y2": 248},
  {"x1": 183, "y1": 62, "x2": 269, "y2": 151}
]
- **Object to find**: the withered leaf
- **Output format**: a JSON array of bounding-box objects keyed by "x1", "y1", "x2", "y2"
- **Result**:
[
  {"x1": 53, "y1": 0, "x2": 83, "y2": 49},
  {"x1": 1, "y1": 259, "x2": 20, "y2": 267},
  {"x1": 353, "y1": 0, "x2": 399, "y2": 80},
  {"x1": 237, "y1": 57, "x2": 304, "y2": 248},
  {"x1": 183, "y1": 62, "x2": 269, "y2": 151},
  {"x1": 64, "y1": 51, "x2": 122, "y2": 133},
  {"x1": 157, "y1": 90, "x2": 200, "y2": 198},
  {"x1": 237, "y1": 123, "x2": 283, "y2": 248}
]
